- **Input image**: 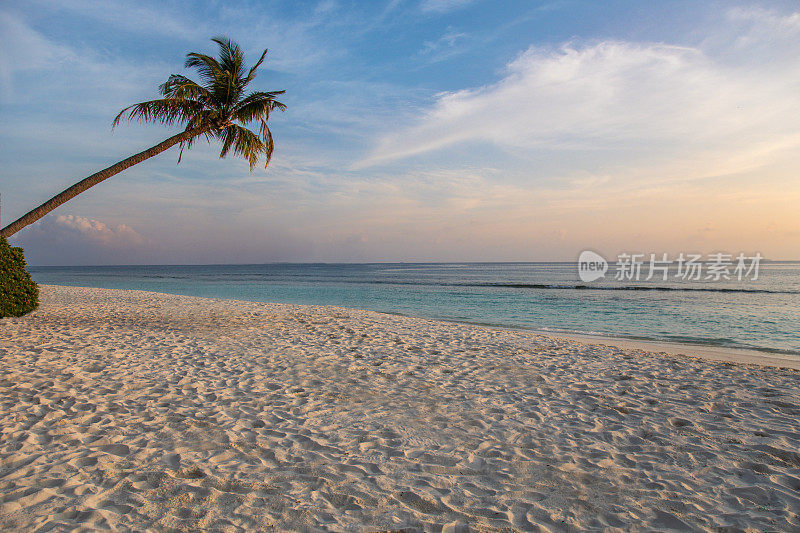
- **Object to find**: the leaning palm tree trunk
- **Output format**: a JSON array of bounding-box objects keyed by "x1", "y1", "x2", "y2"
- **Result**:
[{"x1": 0, "y1": 125, "x2": 210, "y2": 238}]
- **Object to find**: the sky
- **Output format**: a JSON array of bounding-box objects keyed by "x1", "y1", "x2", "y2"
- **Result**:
[{"x1": 1, "y1": 0, "x2": 799, "y2": 265}]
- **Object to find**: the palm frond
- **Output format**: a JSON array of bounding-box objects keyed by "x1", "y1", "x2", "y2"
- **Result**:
[
  {"x1": 183, "y1": 109, "x2": 218, "y2": 130},
  {"x1": 209, "y1": 36, "x2": 244, "y2": 108},
  {"x1": 260, "y1": 120, "x2": 275, "y2": 167},
  {"x1": 112, "y1": 98, "x2": 204, "y2": 128},
  {"x1": 185, "y1": 52, "x2": 224, "y2": 85},
  {"x1": 234, "y1": 91, "x2": 286, "y2": 124},
  {"x1": 212, "y1": 36, "x2": 245, "y2": 80},
  {"x1": 217, "y1": 125, "x2": 237, "y2": 159},
  {"x1": 159, "y1": 75, "x2": 213, "y2": 104},
  {"x1": 217, "y1": 124, "x2": 265, "y2": 169},
  {"x1": 242, "y1": 48, "x2": 268, "y2": 88}
]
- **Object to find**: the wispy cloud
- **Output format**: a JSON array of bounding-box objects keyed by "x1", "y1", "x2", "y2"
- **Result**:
[
  {"x1": 26, "y1": 0, "x2": 345, "y2": 73},
  {"x1": 358, "y1": 9, "x2": 800, "y2": 171},
  {"x1": 420, "y1": 0, "x2": 478, "y2": 14},
  {"x1": 31, "y1": 0, "x2": 200, "y2": 40},
  {"x1": 419, "y1": 27, "x2": 468, "y2": 59},
  {"x1": 0, "y1": 12, "x2": 75, "y2": 101}
]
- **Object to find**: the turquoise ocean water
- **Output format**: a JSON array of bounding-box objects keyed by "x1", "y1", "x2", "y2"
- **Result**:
[{"x1": 28, "y1": 262, "x2": 800, "y2": 357}]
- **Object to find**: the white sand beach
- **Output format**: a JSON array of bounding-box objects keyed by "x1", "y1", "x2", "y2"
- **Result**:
[{"x1": 2, "y1": 285, "x2": 800, "y2": 531}]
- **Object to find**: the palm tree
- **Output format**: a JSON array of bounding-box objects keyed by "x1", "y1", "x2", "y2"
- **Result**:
[{"x1": 0, "y1": 36, "x2": 285, "y2": 238}]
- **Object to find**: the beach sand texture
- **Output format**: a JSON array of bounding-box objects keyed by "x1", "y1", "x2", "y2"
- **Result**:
[{"x1": 1, "y1": 285, "x2": 800, "y2": 531}]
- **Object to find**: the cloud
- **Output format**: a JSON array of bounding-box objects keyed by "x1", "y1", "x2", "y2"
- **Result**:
[
  {"x1": 726, "y1": 6, "x2": 800, "y2": 46},
  {"x1": 420, "y1": 27, "x2": 467, "y2": 57},
  {"x1": 0, "y1": 12, "x2": 75, "y2": 100},
  {"x1": 13, "y1": 215, "x2": 148, "y2": 265},
  {"x1": 23, "y1": 215, "x2": 146, "y2": 247},
  {"x1": 30, "y1": 0, "x2": 199, "y2": 40},
  {"x1": 0, "y1": 10, "x2": 172, "y2": 113},
  {"x1": 358, "y1": 8, "x2": 800, "y2": 169},
  {"x1": 52, "y1": 215, "x2": 146, "y2": 246},
  {"x1": 22, "y1": 0, "x2": 344, "y2": 73},
  {"x1": 420, "y1": 0, "x2": 477, "y2": 13}
]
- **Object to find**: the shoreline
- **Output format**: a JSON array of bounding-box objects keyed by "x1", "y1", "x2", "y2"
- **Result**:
[
  {"x1": 38, "y1": 282, "x2": 800, "y2": 370},
  {"x1": 536, "y1": 331, "x2": 800, "y2": 370},
  {"x1": 2, "y1": 285, "x2": 800, "y2": 530}
]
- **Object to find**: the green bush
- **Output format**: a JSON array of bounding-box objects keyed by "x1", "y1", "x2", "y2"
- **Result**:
[{"x1": 0, "y1": 237, "x2": 39, "y2": 317}]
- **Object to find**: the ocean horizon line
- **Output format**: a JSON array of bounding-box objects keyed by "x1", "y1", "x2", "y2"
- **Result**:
[{"x1": 27, "y1": 259, "x2": 800, "y2": 268}]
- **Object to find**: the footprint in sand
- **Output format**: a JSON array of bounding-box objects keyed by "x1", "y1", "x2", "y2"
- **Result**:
[{"x1": 100, "y1": 444, "x2": 130, "y2": 457}]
